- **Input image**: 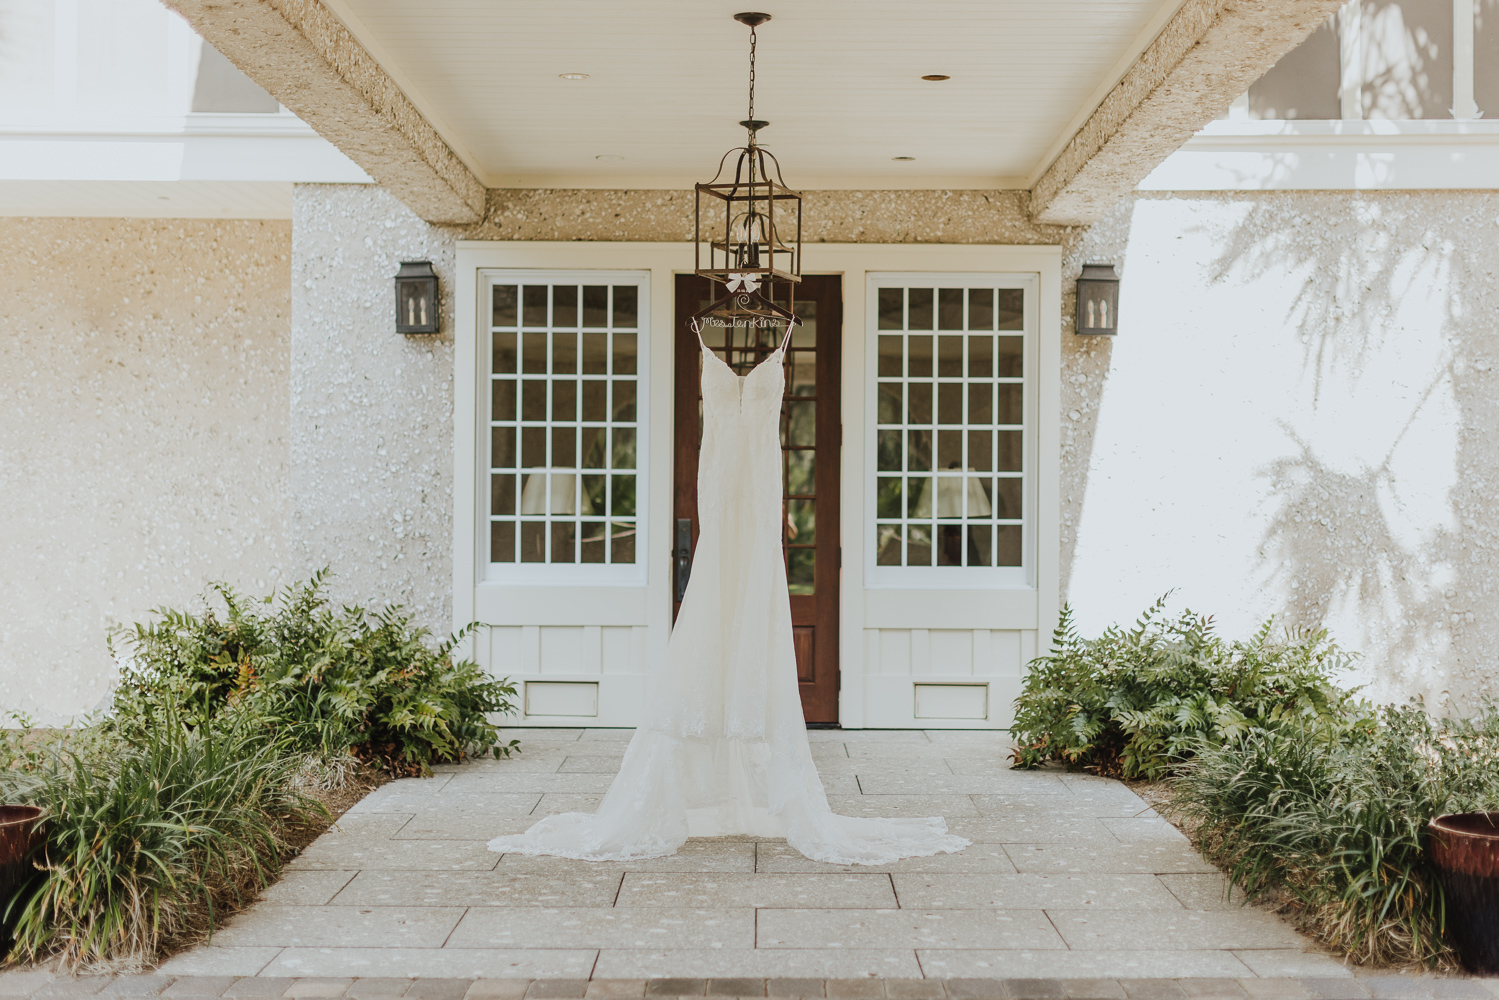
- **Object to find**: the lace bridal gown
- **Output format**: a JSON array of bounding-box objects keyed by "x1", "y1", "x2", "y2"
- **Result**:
[{"x1": 487, "y1": 328, "x2": 970, "y2": 865}]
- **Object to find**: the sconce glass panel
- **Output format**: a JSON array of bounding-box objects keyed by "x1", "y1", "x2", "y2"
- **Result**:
[
  {"x1": 395, "y1": 260, "x2": 439, "y2": 334},
  {"x1": 1075, "y1": 263, "x2": 1119, "y2": 336}
]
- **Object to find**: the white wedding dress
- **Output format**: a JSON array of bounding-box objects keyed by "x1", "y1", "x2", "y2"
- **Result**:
[{"x1": 487, "y1": 328, "x2": 970, "y2": 864}]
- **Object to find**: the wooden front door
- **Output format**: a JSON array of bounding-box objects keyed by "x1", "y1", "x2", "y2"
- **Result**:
[{"x1": 673, "y1": 274, "x2": 843, "y2": 724}]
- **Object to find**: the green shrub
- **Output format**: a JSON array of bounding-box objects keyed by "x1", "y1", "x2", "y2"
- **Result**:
[
  {"x1": 1010, "y1": 598, "x2": 1369, "y2": 779},
  {"x1": 0, "y1": 710, "x2": 310, "y2": 970},
  {"x1": 1172, "y1": 704, "x2": 1499, "y2": 966},
  {"x1": 111, "y1": 572, "x2": 519, "y2": 770}
]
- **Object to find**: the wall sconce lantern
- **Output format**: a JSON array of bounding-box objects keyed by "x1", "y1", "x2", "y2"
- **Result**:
[
  {"x1": 1075, "y1": 263, "x2": 1120, "y2": 336},
  {"x1": 395, "y1": 260, "x2": 439, "y2": 334}
]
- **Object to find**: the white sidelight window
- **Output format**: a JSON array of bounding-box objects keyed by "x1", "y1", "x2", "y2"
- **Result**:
[
  {"x1": 867, "y1": 273, "x2": 1036, "y2": 588},
  {"x1": 485, "y1": 271, "x2": 647, "y2": 578}
]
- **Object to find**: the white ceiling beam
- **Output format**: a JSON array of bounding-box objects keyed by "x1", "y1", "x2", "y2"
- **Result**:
[
  {"x1": 1030, "y1": 0, "x2": 1348, "y2": 225},
  {"x1": 161, "y1": 0, "x2": 485, "y2": 224}
]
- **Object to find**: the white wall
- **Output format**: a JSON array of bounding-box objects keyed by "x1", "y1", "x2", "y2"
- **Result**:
[
  {"x1": 0, "y1": 217, "x2": 292, "y2": 724},
  {"x1": 1070, "y1": 192, "x2": 1499, "y2": 713}
]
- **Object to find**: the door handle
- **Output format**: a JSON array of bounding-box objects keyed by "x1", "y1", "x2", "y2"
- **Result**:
[{"x1": 674, "y1": 518, "x2": 694, "y2": 603}]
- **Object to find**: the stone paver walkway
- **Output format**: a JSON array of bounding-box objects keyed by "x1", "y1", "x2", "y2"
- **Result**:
[
  {"x1": 157, "y1": 729, "x2": 1353, "y2": 980},
  {"x1": 2, "y1": 977, "x2": 1497, "y2": 1000},
  {"x1": 3, "y1": 976, "x2": 1498, "y2": 1000}
]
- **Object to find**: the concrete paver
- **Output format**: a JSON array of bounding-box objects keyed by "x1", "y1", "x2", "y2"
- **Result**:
[
  {"x1": 755, "y1": 909, "x2": 1063, "y2": 950},
  {"x1": 259, "y1": 872, "x2": 361, "y2": 907},
  {"x1": 211, "y1": 906, "x2": 468, "y2": 949},
  {"x1": 331, "y1": 870, "x2": 622, "y2": 907},
  {"x1": 495, "y1": 842, "x2": 755, "y2": 875},
  {"x1": 220, "y1": 980, "x2": 298, "y2": 997},
  {"x1": 445, "y1": 908, "x2": 754, "y2": 950},
  {"x1": 940, "y1": 817, "x2": 1119, "y2": 847},
  {"x1": 286, "y1": 841, "x2": 500, "y2": 873},
  {"x1": 1006, "y1": 981, "x2": 1069, "y2": 999},
  {"x1": 100, "y1": 978, "x2": 175, "y2": 997},
  {"x1": 915, "y1": 955, "x2": 1256, "y2": 980},
  {"x1": 402, "y1": 981, "x2": 474, "y2": 1000},
  {"x1": 592, "y1": 952, "x2": 924, "y2": 979},
  {"x1": 753, "y1": 842, "x2": 1017, "y2": 875},
  {"x1": 1154, "y1": 876, "x2": 1245, "y2": 912},
  {"x1": 1003, "y1": 845, "x2": 1219, "y2": 876},
  {"x1": 582, "y1": 982, "x2": 646, "y2": 999},
  {"x1": 264, "y1": 952, "x2": 598, "y2": 980},
  {"x1": 395, "y1": 813, "x2": 542, "y2": 841},
  {"x1": 890, "y1": 874, "x2": 1188, "y2": 910},
  {"x1": 824, "y1": 795, "x2": 982, "y2": 818},
  {"x1": 1099, "y1": 820, "x2": 1189, "y2": 845},
  {"x1": 465, "y1": 984, "x2": 530, "y2": 1000},
  {"x1": 1046, "y1": 910, "x2": 1305, "y2": 951},
  {"x1": 161, "y1": 979, "x2": 236, "y2": 997},
  {"x1": 615, "y1": 874, "x2": 898, "y2": 909},
  {"x1": 1230, "y1": 956, "x2": 1351, "y2": 980},
  {"x1": 149, "y1": 729, "x2": 1366, "y2": 982},
  {"x1": 1062, "y1": 981, "x2": 1129, "y2": 999}
]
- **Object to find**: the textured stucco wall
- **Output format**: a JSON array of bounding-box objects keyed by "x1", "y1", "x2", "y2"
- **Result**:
[
  {"x1": 1070, "y1": 191, "x2": 1499, "y2": 715},
  {"x1": 0, "y1": 218, "x2": 291, "y2": 724},
  {"x1": 289, "y1": 185, "x2": 458, "y2": 634}
]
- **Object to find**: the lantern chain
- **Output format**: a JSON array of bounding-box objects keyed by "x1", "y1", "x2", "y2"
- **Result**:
[{"x1": 747, "y1": 23, "x2": 757, "y2": 143}]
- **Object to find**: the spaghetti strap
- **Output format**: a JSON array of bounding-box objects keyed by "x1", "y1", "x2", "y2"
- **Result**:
[
  {"x1": 776, "y1": 318, "x2": 796, "y2": 355},
  {"x1": 690, "y1": 316, "x2": 711, "y2": 354}
]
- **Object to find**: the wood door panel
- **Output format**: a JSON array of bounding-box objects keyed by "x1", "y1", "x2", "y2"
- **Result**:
[{"x1": 673, "y1": 274, "x2": 842, "y2": 724}]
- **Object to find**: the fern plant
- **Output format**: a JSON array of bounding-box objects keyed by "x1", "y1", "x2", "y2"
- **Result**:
[
  {"x1": 1010, "y1": 597, "x2": 1369, "y2": 779},
  {"x1": 111, "y1": 572, "x2": 519, "y2": 770}
]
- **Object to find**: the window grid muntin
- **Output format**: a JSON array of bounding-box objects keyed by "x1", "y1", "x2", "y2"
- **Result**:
[
  {"x1": 874, "y1": 284, "x2": 1025, "y2": 570},
  {"x1": 489, "y1": 281, "x2": 639, "y2": 566}
]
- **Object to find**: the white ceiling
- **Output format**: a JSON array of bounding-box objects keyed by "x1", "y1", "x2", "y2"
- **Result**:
[{"x1": 325, "y1": 0, "x2": 1186, "y2": 190}]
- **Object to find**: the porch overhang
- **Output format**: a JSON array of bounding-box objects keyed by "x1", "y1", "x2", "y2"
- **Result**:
[{"x1": 163, "y1": 0, "x2": 1346, "y2": 227}]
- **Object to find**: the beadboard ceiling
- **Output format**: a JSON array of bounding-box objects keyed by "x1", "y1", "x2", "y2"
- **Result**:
[{"x1": 323, "y1": 0, "x2": 1187, "y2": 190}]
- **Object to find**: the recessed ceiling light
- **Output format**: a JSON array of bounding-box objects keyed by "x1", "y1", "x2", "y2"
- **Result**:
[
  {"x1": 595, "y1": 154, "x2": 624, "y2": 161},
  {"x1": 921, "y1": 74, "x2": 950, "y2": 81},
  {"x1": 559, "y1": 73, "x2": 590, "y2": 81},
  {"x1": 892, "y1": 156, "x2": 916, "y2": 161}
]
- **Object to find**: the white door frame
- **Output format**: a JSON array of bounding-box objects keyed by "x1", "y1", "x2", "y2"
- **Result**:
[{"x1": 454, "y1": 241, "x2": 1062, "y2": 728}]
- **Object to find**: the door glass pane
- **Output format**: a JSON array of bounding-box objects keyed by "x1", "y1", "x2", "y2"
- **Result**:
[
  {"x1": 490, "y1": 279, "x2": 641, "y2": 565},
  {"x1": 788, "y1": 548, "x2": 815, "y2": 594},
  {"x1": 786, "y1": 401, "x2": 816, "y2": 447},
  {"x1": 788, "y1": 498, "x2": 816, "y2": 544},
  {"x1": 872, "y1": 281, "x2": 1027, "y2": 571},
  {"x1": 786, "y1": 449, "x2": 816, "y2": 495}
]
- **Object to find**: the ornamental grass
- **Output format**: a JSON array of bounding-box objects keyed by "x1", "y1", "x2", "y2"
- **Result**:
[
  {"x1": 0, "y1": 711, "x2": 308, "y2": 970},
  {"x1": 1172, "y1": 705, "x2": 1499, "y2": 967}
]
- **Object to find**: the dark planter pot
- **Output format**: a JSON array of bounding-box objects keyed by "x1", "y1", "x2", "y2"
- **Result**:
[
  {"x1": 1430, "y1": 811, "x2": 1499, "y2": 973},
  {"x1": 0, "y1": 805, "x2": 44, "y2": 957}
]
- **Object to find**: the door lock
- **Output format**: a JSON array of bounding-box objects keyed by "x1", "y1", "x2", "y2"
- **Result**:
[{"x1": 674, "y1": 518, "x2": 694, "y2": 603}]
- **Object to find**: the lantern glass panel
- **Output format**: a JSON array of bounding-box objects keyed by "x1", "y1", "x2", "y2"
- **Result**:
[
  {"x1": 1075, "y1": 265, "x2": 1120, "y2": 335},
  {"x1": 395, "y1": 262, "x2": 439, "y2": 334}
]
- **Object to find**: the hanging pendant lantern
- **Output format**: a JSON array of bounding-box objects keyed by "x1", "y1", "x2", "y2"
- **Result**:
[{"x1": 692, "y1": 12, "x2": 802, "y2": 337}]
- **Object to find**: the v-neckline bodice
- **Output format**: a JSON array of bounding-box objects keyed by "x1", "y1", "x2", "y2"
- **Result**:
[{"x1": 702, "y1": 343, "x2": 784, "y2": 380}]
